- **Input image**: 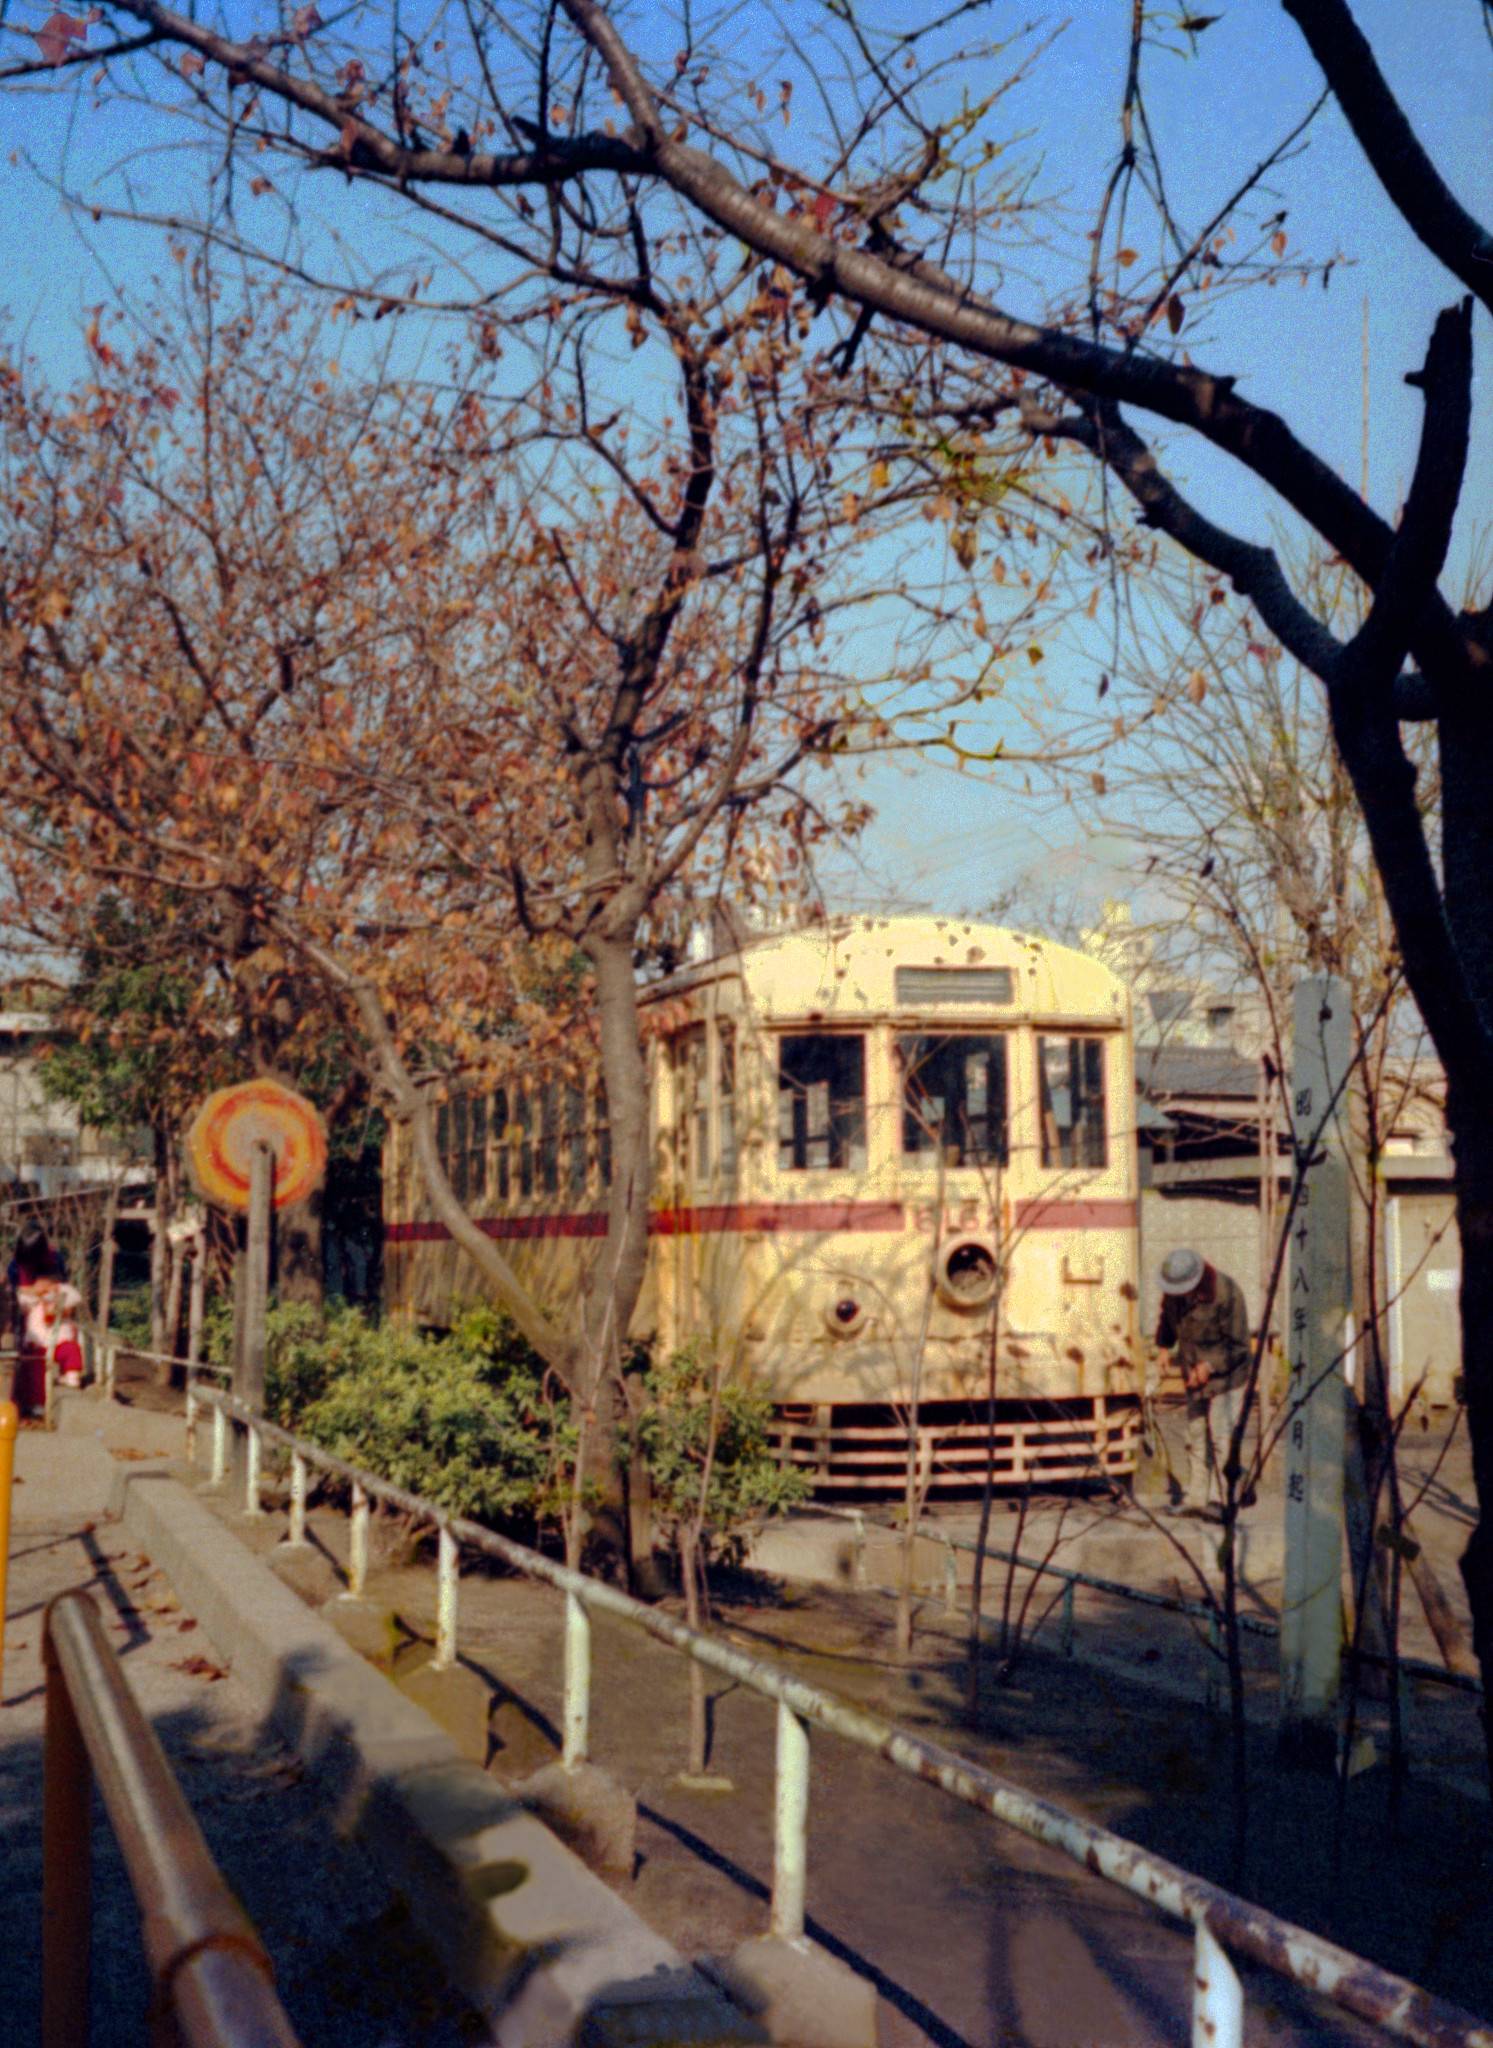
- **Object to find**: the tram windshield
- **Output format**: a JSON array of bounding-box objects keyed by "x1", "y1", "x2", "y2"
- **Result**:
[
  {"x1": 899, "y1": 1034, "x2": 1008, "y2": 1167},
  {"x1": 778, "y1": 1033, "x2": 867, "y2": 1171},
  {"x1": 1038, "y1": 1035, "x2": 1107, "y2": 1168}
]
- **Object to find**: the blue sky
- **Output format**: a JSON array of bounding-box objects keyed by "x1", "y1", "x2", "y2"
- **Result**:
[{"x1": 1, "y1": 0, "x2": 1489, "y2": 924}]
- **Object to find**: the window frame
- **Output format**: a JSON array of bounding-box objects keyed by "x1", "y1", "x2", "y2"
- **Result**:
[
  {"x1": 897, "y1": 1030, "x2": 1010, "y2": 1170},
  {"x1": 776, "y1": 1030, "x2": 868, "y2": 1174},
  {"x1": 1037, "y1": 1033, "x2": 1109, "y2": 1170}
]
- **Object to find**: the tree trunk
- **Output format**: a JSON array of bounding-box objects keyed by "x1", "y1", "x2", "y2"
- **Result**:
[
  {"x1": 580, "y1": 925, "x2": 657, "y2": 1576},
  {"x1": 680, "y1": 1521, "x2": 708, "y2": 1773},
  {"x1": 96, "y1": 1180, "x2": 119, "y2": 1343},
  {"x1": 1449, "y1": 1092, "x2": 1493, "y2": 1788},
  {"x1": 277, "y1": 1189, "x2": 324, "y2": 1310},
  {"x1": 163, "y1": 1234, "x2": 186, "y2": 1369},
  {"x1": 150, "y1": 1122, "x2": 170, "y2": 1375}
]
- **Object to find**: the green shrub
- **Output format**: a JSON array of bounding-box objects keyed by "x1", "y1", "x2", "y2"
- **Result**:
[
  {"x1": 109, "y1": 1280, "x2": 154, "y2": 1349},
  {"x1": 625, "y1": 1342, "x2": 809, "y2": 1568},
  {"x1": 210, "y1": 1301, "x2": 574, "y2": 1531}
]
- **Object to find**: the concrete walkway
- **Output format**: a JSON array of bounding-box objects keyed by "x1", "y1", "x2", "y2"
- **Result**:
[{"x1": 1, "y1": 1422, "x2": 481, "y2": 2048}]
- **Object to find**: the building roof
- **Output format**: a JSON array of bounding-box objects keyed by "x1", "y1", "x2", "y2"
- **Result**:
[{"x1": 1136, "y1": 1044, "x2": 1260, "y2": 1101}]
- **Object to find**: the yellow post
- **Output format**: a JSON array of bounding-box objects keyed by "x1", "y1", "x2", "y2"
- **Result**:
[{"x1": 0, "y1": 1399, "x2": 17, "y2": 1703}]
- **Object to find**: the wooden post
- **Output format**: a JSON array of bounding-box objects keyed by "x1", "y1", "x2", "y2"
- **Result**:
[
  {"x1": 238, "y1": 1143, "x2": 274, "y2": 1419},
  {"x1": 1279, "y1": 976, "x2": 1349, "y2": 1769},
  {"x1": 186, "y1": 1229, "x2": 206, "y2": 1374},
  {"x1": 95, "y1": 1180, "x2": 119, "y2": 1353}
]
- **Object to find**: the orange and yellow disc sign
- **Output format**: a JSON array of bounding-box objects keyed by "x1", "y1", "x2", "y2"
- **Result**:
[{"x1": 185, "y1": 1080, "x2": 328, "y2": 1213}]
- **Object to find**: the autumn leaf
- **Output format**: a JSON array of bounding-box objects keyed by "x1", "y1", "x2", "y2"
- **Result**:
[
  {"x1": 180, "y1": 50, "x2": 204, "y2": 78},
  {"x1": 291, "y1": 2, "x2": 322, "y2": 40},
  {"x1": 1116, "y1": 247, "x2": 1138, "y2": 268},
  {"x1": 870, "y1": 459, "x2": 889, "y2": 491},
  {"x1": 1271, "y1": 229, "x2": 1287, "y2": 257},
  {"x1": 1090, "y1": 771, "x2": 1108, "y2": 796},
  {"x1": 1186, "y1": 669, "x2": 1207, "y2": 705},
  {"x1": 1167, "y1": 294, "x2": 1185, "y2": 334},
  {"x1": 811, "y1": 190, "x2": 836, "y2": 233},
  {"x1": 172, "y1": 1653, "x2": 228, "y2": 1680},
  {"x1": 32, "y1": 6, "x2": 100, "y2": 67},
  {"x1": 951, "y1": 526, "x2": 978, "y2": 571},
  {"x1": 1178, "y1": 13, "x2": 1220, "y2": 30}
]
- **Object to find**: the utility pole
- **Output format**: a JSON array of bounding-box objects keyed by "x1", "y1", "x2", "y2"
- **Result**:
[{"x1": 1279, "y1": 975, "x2": 1350, "y2": 1769}]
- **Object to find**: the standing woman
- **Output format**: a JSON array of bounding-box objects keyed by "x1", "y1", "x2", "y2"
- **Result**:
[{"x1": 10, "y1": 1219, "x2": 83, "y2": 1416}]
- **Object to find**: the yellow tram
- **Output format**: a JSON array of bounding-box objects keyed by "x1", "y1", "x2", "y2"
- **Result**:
[{"x1": 383, "y1": 916, "x2": 1143, "y2": 1493}]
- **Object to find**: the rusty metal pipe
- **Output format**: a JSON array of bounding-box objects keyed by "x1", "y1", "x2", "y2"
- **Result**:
[
  {"x1": 42, "y1": 1621, "x2": 92, "y2": 2048},
  {"x1": 43, "y1": 1593, "x2": 301, "y2": 2048},
  {"x1": 187, "y1": 1387, "x2": 1493, "y2": 2048}
]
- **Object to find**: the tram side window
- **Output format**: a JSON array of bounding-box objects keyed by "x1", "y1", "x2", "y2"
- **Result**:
[
  {"x1": 1038, "y1": 1036, "x2": 1107, "y2": 1169},
  {"x1": 494, "y1": 1089, "x2": 511, "y2": 1202},
  {"x1": 518, "y1": 1089, "x2": 534, "y2": 1198},
  {"x1": 899, "y1": 1035, "x2": 1008, "y2": 1167},
  {"x1": 566, "y1": 1083, "x2": 587, "y2": 1196},
  {"x1": 718, "y1": 1022, "x2": 736, "y2": 1177},
  {"x1": 539, "y1": 1080, "x2": 561, "y2": 1195},
  {"x1": 672, "y1": 1026, "x2": 710, "y2": 1181},
  {"x1": 778, "y1": 1034, "x2": 866, "y2": 1172},
  {"x1": 595, "y1": 1083, "x2": 611, "y2": 1190},
  {"x1": 468, "y1": 1093, "x2": 488, "y2": 1203}
]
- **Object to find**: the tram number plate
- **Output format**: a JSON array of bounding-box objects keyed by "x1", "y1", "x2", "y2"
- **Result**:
[{"x1": 910, "y1": 1200, "x2": 990, "y2": 1235}]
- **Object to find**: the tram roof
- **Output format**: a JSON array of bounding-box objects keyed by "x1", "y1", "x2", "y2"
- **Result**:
[{"x1": 642, "y1": 915, "x2": 1128, "y2": 1025}]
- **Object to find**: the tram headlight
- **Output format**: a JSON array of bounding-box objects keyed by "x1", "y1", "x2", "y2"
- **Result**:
[
  {"x1": 935, "y1": 1238, "x2": 1000, "y2": 1311},
  {"x1": 824, "y1": 1295, "x2": 868, "y2": 1338}
]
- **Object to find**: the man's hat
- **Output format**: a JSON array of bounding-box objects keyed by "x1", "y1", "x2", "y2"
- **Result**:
[{"x1": 1159, "y1": 1248, "x2": 1205, "y2": 1296}]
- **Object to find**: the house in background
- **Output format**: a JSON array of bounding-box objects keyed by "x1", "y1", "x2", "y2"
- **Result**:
[
  {"x1": 1081, "y1": 904, "x2": 1461, "y2": 1410},
  {"x1": 0, "y1": 1006, "x2": 140, "y2": 1199}
]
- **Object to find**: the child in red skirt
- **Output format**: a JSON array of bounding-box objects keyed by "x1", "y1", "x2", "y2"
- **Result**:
[{"x1": 10, "y1": 1220, "x2": 83, "y2": 1415}]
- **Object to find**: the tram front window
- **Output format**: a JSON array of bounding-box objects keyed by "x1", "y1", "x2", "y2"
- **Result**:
[
  {"x1": 778, "y1": 1034, "x2": 866, "y2": 1171},
  {"x1": 899, "y1": 1034, "x2": 1008, "y2": 1167},
  {"x1": 1039, "y1": 1034, "x2": 1107, "y2": 1168}
]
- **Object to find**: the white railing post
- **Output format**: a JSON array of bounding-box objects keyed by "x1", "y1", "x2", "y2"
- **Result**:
[
  {"x1": 1193, "y1": 1921, "x2": 1243, "y2": 2048},
  {"x1": 347, "y1": 1481, "x2": 369, "y2": 1599},
  {"x1": 185, "y1": 1381, "x2": 198, "y2": 1465},
  {"x1": 943, "y1": 1535, "x2": 959, "y2": 1616},
  {"x1": 771, "y1": 1700, "x2": 810, "y2": 1944},
  {"x1": 245, "y1": 1423, "x2": 263, "y2": 1516},
  {"x1": 563, "y1": 1590, "x2": 591, "y2": 1767},
  {"x1": 288, "y1": 1453, "x2": 308, "y2": 1547},
  {"x1": 210, "y1": 1402, "x2": 227, "y2": 1486},
  {"x1": 105, "y1": 1339, "x2": 117, "y2": 1403},
  {"x1": 433, "y1": 1526, "x2": 459, "y2": 1671}
]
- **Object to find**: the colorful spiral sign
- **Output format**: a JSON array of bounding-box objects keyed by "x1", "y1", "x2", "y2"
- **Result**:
[{"x1": 185, "y1": 1080, "x2": 328, "y2": 1213}]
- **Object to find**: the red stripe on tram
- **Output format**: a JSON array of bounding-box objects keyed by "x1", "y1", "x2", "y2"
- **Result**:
[
  {"x1": 1013, "y1": 1198, "x2": 1138, "y2": 1230},
  {"x1": 386, "y1": 1199, "x2": 908, "y2": 1244},
  {"x1": 385, "y1": 1195, "x2": 1137, "y2": 1246}
]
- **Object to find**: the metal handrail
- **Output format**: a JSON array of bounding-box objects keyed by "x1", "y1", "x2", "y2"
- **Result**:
[
  {"x1": 187, "y1": 1378, "x2": 1491, "y2": 2048},
  {"x1": 41, "y1": 1590, "x2": 301, "y2": 2048}
]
